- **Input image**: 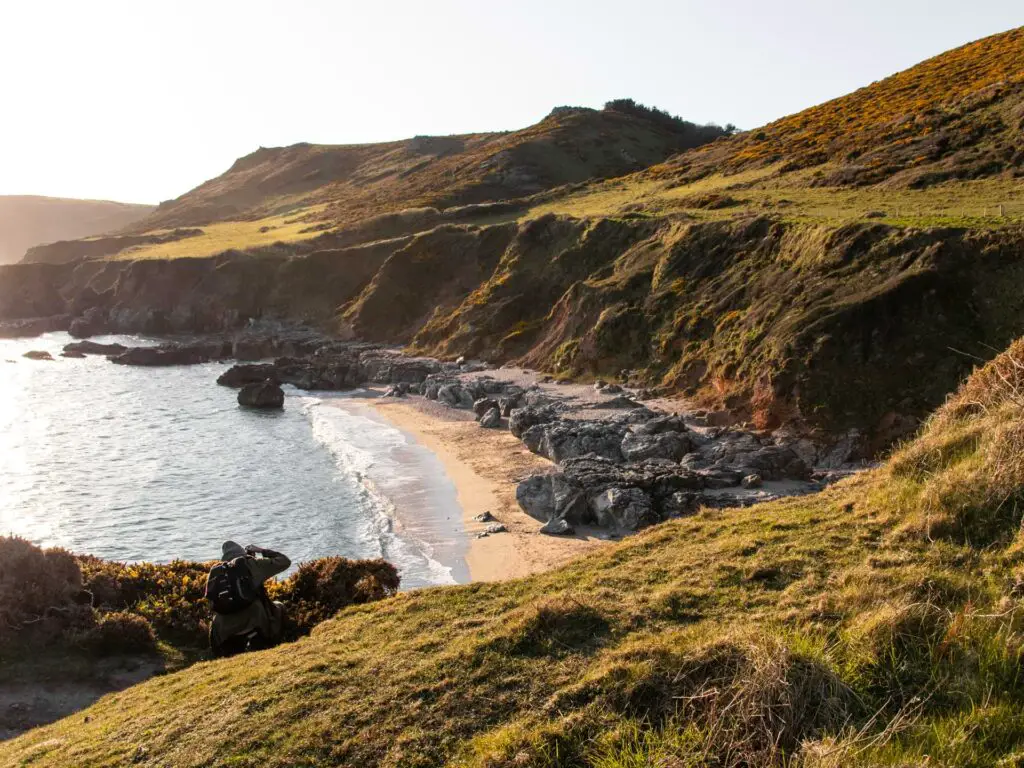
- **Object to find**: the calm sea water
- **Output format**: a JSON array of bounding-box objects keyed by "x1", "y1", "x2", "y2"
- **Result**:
[{"x1": 0, "y1": 333, "x2": 467, "y2": 588}]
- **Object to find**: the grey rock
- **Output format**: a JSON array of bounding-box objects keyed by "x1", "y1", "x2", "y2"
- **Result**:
[
  {"x1": 63, "y1": 341, "x2": 128, "y2": 356},
  {"x1": 632, "y1": 414, "x2": 688, "y2": 436},
  {"x1": 620, "y1": 431, "x2": 691, "y2": 462},
  {"x1": 662, "y1": 491, "x2": 701, "y2": 517},
  {"x1": 111, "y1": 345, "x2": 217, "y2": 367},
  {"x1": 437, "y1": 383, "x2": 464, "y2": 408},
  {"x1": 479, "y1": 407, "x2": 502, "y2": 428},
  {"x1": 498, "y1": 392, "x2": 523, "y2": 417},
  {"x1": 590, "y1": 487, "x2": 659, "y2": 531},
  {"x1": 238, "y1": 380, "x2": 285, "y2": 409},
  {"x1": 473, "y1": 511, "x2": 495, "y2": 523},
  {"x1": 539, "y1": 518, "x2": 574, "y2": 536},
  {"x1": 218, "y1": 363, "x2": 277, "y2": 388},
  {"x1": 741, "y1": 474, "x2": 763, "y2": 489},
  {"x1": 680, "y1": 452, "x2": 710, "y2": 470},
  {"x1": 698, "y1": 467, "x2": 744, "y2": 489},
  {"x1": 509, "y1": 405, "x2": 559, "y2": 438},
  {"x1": 484, "y1": 523, "x2": 508, "y2": 534},
  {"x1": 601, "y1": 395, "x2": 639, "y2": 409},
  {"x1": 516, "y1": 474, "x2": 556, "y2": 521},
  {"x1": 473, "y1": 397, "x2": 500, "y2": 419},
  {"x1": 514, "y1": 472, "x2": 587, "y2": 523},
  {"x1": 523, "y1": 419, "x2": 626, "y2": 464}
]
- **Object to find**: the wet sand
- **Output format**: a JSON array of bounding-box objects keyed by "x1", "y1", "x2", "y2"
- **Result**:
[{"x1": 368, "y1": 397, "x2": 605, "y2": 582}]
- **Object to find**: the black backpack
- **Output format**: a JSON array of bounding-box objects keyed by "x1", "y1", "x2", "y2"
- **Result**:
[{"x1": 205, "y1": 556, "x2": 260, "y2": 614}]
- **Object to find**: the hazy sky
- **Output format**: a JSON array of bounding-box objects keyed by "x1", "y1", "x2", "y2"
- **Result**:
[{"x1": 1, "y1": 1, "x2": 1020, "y2": 204}]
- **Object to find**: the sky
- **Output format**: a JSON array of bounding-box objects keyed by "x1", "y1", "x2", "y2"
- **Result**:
[{"x1": 0, "y1": 1, "x2": 1020, "y2": 204}]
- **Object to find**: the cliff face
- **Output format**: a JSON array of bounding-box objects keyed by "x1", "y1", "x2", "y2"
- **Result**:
[{"x1": 6, "y1": 215, "x2": 1023, "y2": 446}]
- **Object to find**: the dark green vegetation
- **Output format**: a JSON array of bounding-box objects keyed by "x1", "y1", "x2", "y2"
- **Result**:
[
  {"x1": 0, "y1": 195, "x2": 152, "y2": 264},
  {"x1": 5, "y1": 341, "x2": 1024, "y2": 766},
  {"x1": 0, "y1": 536, "x2": 399, "y2": 658}
]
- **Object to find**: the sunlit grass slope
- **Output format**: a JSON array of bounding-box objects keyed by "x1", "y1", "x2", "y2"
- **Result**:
[
  {"x1": 113, "y1": 208, "x2": 327, "y2": 260},
  {"x1": 668, "y1": 25, "x2": 1024, "y2": 185},
  {"x1": 5, "y1": 341, "x2": 1024, "y2": 766}
]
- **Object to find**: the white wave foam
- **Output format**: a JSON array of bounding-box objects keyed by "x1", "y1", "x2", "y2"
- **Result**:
[{"x1": 301, "y1": 396, "x2": 458, "y2": 587}]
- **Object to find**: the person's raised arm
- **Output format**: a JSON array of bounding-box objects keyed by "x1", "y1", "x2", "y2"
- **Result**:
[{"x1": 246, "y1": 545, "x2": 291, "y2": 582}]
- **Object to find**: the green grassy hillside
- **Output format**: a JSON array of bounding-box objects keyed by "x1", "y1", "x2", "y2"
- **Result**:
[
  {"x1": 132, "y1": 106, "x2": 729, "y2": 233},
  {"x1": 5, "y1": 338, "x2": 1024, "y2": 767}
]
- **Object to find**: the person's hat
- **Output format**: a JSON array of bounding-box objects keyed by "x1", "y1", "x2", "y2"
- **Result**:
[{"x1": 221, "y1": 540, "x2": 246, "y2": 561}]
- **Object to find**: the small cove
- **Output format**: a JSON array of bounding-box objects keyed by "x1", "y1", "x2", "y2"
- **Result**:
[{"x1": 0, "y1": 333, "x2": 468, "y2": 588}]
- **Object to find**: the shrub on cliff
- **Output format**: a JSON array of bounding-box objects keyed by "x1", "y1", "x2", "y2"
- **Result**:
[
  {"x1": 603, "y1": 98, "x2": 734, "y2": 145},
  {"x1": 270, "y1": 556, "x2": 401, "y2": 638},
  {"x1": 79, "y1": 553, "x2": 400, "y2": 646},
  {"x1": 78, "y1": 557, "x2": 212, "y2": 643},
  {"x1": 82, "y1": 611, "x2": 158, "y2": 656},
  {"x1": 0, "y1": 537, "x2": 87, "y2": 645}
]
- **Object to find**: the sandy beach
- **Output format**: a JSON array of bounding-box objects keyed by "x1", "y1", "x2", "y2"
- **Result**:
[{"x1": 368, "y1": 396, "x2": 605, "y2": 582}]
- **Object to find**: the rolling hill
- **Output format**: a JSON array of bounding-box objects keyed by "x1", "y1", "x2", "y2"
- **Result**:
[
  {"x1": 0, "y1": 195, "x2": 153, "y2": 264},
  {"x1": 3, "y1": 28, "x2": 1024, "y2": 443},
  {"x1": 3, "y1": 24, "x2": 1024, "y2": 768}
]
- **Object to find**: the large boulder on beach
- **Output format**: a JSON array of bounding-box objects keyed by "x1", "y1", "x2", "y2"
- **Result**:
[
  {"x1": 238, "y1": 380, "x2": 285, "y2": 409},
  {"x1": 515, "y1": 473, "x2": 587, "y2": 524},
  {"x1": 437, "y1": 383, "x2": 474, "y2": 409},
  {"x1": 479, "y1": 407, "x2": 502, "y2": 428},
  {"x1": 22, "y1": 350, "x2": 54, "y2": 361},
  {"x1": 473, "y1": 398, "x2": 500, "y2": 419},
  {"x1": 632, "y1": 414, "x2": 688, "y2": 435},
  {"x1": 508, "y1": 405, "x2": 558, "y2": 438},
  {"x1": 590, "y1": 487, "x2": 659, "y2": 531},
  {"x1": 521, "y1": 419, "x2": 626, "y2": 464}
]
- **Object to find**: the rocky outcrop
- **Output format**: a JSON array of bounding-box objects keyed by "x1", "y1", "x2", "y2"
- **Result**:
[
  {"x1": 110, "y1": 343, "x2": 229, "y2": 367},
  {"x1": 0, "y1": 316, "x2": 70, "y2": 339},
  {"x1": 238, "y1": 381, "x2": 285, "y2": 409},
  {"x1": 63, "y1": 341, "x2": 129, "y2": 356},
  {"x1": 217, "y1": 345, "x2": 450, "y2": 393}
]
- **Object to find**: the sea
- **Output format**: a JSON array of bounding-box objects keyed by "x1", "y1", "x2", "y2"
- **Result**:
[{"x1": 0, "y1": 332, "x2": 468, "y2": 588}]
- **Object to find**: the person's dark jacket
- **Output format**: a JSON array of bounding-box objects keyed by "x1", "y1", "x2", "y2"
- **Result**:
[{"x1": 209, "y1": 540, "x2": 290, "y2": 653}]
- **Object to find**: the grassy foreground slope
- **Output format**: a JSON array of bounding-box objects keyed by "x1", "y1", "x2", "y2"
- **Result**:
[
  {"x1": 0, "y1": 195, "x2": 153, "y2": 264},
  {"x1": 6, "y1": 344, "x2": 1024, "y2": 766}
]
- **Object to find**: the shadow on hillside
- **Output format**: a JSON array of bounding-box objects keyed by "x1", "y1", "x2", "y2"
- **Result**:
[{"x1": 0, "y1": 654, "x2": 166, "y2": 741}]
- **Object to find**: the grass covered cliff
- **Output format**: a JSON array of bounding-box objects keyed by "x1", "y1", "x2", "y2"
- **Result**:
[
  {"x1": 5, "y1": 337, "x2": 1024, "y2": 766},
  {"x1": 2, "y1": 29, "x2": 1022, "y2": 444}
]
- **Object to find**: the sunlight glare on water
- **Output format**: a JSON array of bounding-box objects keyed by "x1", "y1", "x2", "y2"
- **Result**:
[{"x1": 0, "y1": 333, "x2": 466, "y2": 588}]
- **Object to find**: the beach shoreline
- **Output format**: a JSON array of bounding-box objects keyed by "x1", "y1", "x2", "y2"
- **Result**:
[{"x1": 364, "y1": 395, "x2": 605, "y2": 582}]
